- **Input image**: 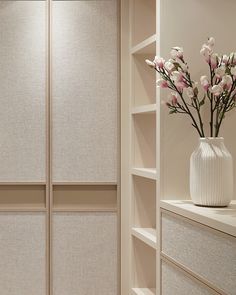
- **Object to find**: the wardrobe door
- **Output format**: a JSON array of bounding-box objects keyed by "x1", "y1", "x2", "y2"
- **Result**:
[
  {"x1": 0, "y1": 213, "x2": 46, "y2": 295},
  {"x1": 53, "y1": 212, "x2": 117, "y2": 295},
  {"x1": 0, "y1": 0, "x2": 46, "y2": 182},
  {"x1": 0, "y1": 2, "x2": 47, "y2": 294},
  {"x1": 52, "y1": 0, "x2": 118, "y2": 183},
  {"x1": 52, "y1": 1, "x2": 119, "y2": 294}
]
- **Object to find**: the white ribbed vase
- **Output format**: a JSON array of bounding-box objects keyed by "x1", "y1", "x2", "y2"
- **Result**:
[{"x1": 190, "y1": 137, "x2": 233, "y2": 207}]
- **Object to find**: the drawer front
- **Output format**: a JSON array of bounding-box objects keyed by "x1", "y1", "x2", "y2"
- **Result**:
[
  {"x1": 162, "y1": 259, "x2": 218, "y2": 295},
  {"x1": 161, "y1": 211, "x2": 236, "y2": 295}
]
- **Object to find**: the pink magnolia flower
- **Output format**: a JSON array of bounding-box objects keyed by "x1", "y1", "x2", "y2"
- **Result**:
[
  {"x1": 210, "y1": 53, "x2": 218, "y2": 69},
  {"x1": 222, "y1": 54, "x2": 229, "y2": 65},
  {"x1": 145, "y1": 59, "x2": 155, "y2": 68},
  {"x1": 154, "y1": 56, "x2": 165, "y2": 69},
  {"x1": 156, "y1": 79, "x2": 168, "y2": 88},
  {"x1": 180, "y1": 62, "x2": 188, "y2": 72},
  {"x1": 200, "y1": 44, "x2": 212, "y2": 62},
  {"x1": 175, "y1": 81, "x2": 187, "y2": 90},
  {"x1": 200, "y1": 76, "x2": 210, "y2": 91},
  {"x1": 170, "y1": 47, "x2": 184, "y2": 59},
  {"x1": 231, "y1": 66, "x2": 236, "y2": 77},
  {"x1": 207, "y1": 37, "x2": 215, "y2": 48},
  {"x1": 171, "y1": 70, "x2": 184, "y2": 82},
  {"x1": 215, "y1": 65, "x2": 226, "y2": 78},
  {"x1": 186, "y1": 87, "x2": 194, "y2": 98},
  {"x1": 221, "y1": 75, "x2": 233, "y2": 91},
  {"x1": 210, "y1": 84, "x2": 223, "y2": 96},
  {"x1": 170, "y1": 92, "x2": 178, "y2": 105},
  {"x1": 165, "y1": 60, "x2": 175, "y2": 72}
]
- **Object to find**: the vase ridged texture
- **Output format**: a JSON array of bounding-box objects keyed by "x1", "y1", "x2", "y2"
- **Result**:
[{"x1": 190, "y1": 138, "x2": 233, "y2": 207}]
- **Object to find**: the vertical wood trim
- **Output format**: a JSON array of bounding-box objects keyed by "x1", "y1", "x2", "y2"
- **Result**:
[
  {"x1": 49, "y1": 1, "x2": 53, "y2": 294},
  {"x1": 129, "y1": 0, "x2": 133, "y2": 292},
  {"x1": 157, "y1": 2, "x2": 162, "y2": 294},
  {"x1": 121, "y1": 0, "x2": 131, "y2": 293},
  {"x1": 46, "y1": 0, "x2": 52, "y2": 294},
  {"x1": 117, "y1": 1, "x2": 121, "y2": 294},
  {"x1": 45, "y1": 1, "x2": 49, "y2": 294}
]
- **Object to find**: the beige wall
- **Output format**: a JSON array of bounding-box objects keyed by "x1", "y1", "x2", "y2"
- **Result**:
[{"x1": 160, "y1": 0, "x2": 236, "y2": 200}]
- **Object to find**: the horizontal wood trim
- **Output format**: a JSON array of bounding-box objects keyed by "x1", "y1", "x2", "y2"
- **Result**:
[
  {"x1": 53, "y1": 208, "x2": 117, "y2": 212},
  {"x1": 0, "y1": 185, "x2": 46, "y2": 209},
  {"x1": 0, "y1": 182, "x2": 46, "y2": 185},
  {"x1": 52, "y1": 182, "x2": 117, "y2": 186},
  {"x1": 0, "y1": 208, "x2": 47, "y2": 212},
  {"x1": 53, "y1": 185, "x2": 117, "y2": 211}
]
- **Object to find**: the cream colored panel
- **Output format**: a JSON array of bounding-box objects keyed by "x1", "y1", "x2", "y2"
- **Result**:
[
  {"x1": 162, "y1": 212, "x2": 236, "y2": 295},
  {"x1": 53, "y1": 212, "x2": 117, "y2": 295},
  {"x1": 52, "y1": 0, "x2": 118, "y2": 182},
  {"x1": 0, "y1": 1, "x2": 46, "y2": 181},
  {"x1": 162, "y1": 260, "x2": 217, "y2": 295},
  {"x1": 0, "y1": 213, "x2": 46, "y2": 295}
]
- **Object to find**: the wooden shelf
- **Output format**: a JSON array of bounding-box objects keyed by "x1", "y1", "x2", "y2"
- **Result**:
[
  {"x1": 132, "y1": 104, "x2": 156, "y2": 115},
  {"x1": 0, "y1": 182, "x2": 46, "y2": 185},
  {"x1": 0, "y1": 207, "x2": 46, "y2": 212},
  {"x1": 52, "y1": 182, "x2": 117, "y2": 186},
  {"x1": 132, "y1": 288, "x2": 156, "y2": 295},
  {"x1": 132, "y1": 227, "x2": 156, "y2": 249},
  {"x1": 131, "y1": 168, "x2": 157, "y2": 180},
  {"x1": 53, "y1": 206, "x2": 117, "y2": 213},
  {"x1": 53, "y1": 184, "x2": 117, "y2": 212},
  {"x1": 131, "y1": 34, "x2": 156, "y2": 55}
]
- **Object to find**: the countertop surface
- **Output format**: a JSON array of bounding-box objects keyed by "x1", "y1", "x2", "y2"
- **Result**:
[{"x1": 160, "y1": 200, "x2": 236, "y2": 237}]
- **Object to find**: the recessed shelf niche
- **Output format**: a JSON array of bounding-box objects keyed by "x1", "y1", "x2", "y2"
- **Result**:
[
  {"x1": 132, "y1": 54, "x2": 156, "y2": 107},
  {"x1": 53, "y1": 185, "x2": 117, "y2": 212},
  {"x1": 131, "y1": 0, "x2": 156, "y2": 47},
  {"x1": 0, "y1": 185, "x2": 46, "y2": 210},
  {"x1": 133, "y1": 113, "x2": 156, "y2": 169},
  {"x1": 132, "y1": 237, "x2": 156, "y2": 290},
  {"x1": 133, "y1": 176, "x2": 156, "y2": 228}
]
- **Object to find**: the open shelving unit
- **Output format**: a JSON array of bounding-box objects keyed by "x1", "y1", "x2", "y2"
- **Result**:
[{"x1": 128, "y1": 0, "x2": 157, "y2": 294}]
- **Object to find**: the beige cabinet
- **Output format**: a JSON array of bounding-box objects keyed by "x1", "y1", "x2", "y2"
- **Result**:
[
  {"x1": 162, "y1": 211, "x2": 236, "y2": 295},
  {"x1": 160, "y1": 202, "x2": 236, "y2": 295},
  {"x1": 0, "y1": 1, "x2": 119, "y2": 294}
]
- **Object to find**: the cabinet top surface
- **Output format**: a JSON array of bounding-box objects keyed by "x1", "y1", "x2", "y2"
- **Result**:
[{"x1": 160, "y1": 200, "x2": 236, "y2": 237}]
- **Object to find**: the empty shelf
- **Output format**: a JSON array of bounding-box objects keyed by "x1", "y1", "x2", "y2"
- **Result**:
[
  {"x1": 132, "y1": 288, "x2": 156, "y2": 295},
  {"x1": 131, "y1": 168, "x2": 157, "y2": 180},
  {"x1": 131, "y1": 34, "x2": 156, "y2": 55},
  {"x1": 131, "y1": 104, "x2": 156, "y2": 115},
  {"x1": 132, "y1": 227, "x2": 157, "y2": 249}
]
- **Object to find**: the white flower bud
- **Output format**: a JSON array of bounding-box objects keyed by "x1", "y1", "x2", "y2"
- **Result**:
[{"x1": 211, "y1": 84, "x2": 223, "y2": 96}]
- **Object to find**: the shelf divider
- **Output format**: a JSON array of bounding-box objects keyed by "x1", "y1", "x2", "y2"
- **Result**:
[
  {"x1": 131, "y1": 227, "x2": 156, "y2": 249},
  {"x1": 132, "y1": 288, "x2": 156, "y2": 295},
  {"x1": 131, "y1": 168, "x2": 157, "y2": 180},
  {"x1": 131, "y1": 104, "x2": 157, "y2": 115},
  {"x1": 130, "y1": 34, "x2": 156, "y2": 55}
]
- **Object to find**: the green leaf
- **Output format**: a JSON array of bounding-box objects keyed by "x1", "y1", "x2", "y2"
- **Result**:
[
  {"x1": 193, "y1": 87, "x2": 199, "y2": 96},
  {"x1": 199, "y1": 99, "x2": 205, "y2": 106},
  {"x1": 173, "y1": 62, "x2": 180, "y2": 69},
  {"x1": 169, "y1": 109, "x2": 177, "y2": 114}
]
